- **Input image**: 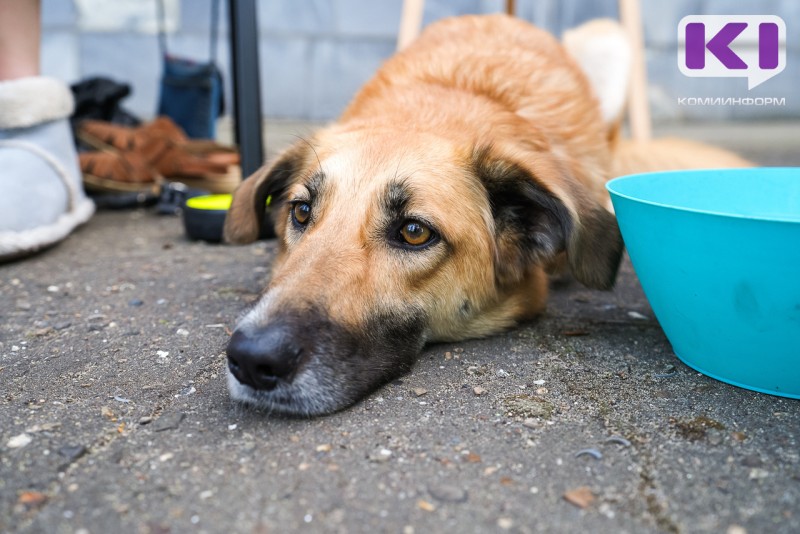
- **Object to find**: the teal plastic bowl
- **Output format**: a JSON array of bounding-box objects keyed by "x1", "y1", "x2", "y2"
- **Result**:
[{"x1": 607, "y1": 168, "x2": 800, "y2": 398}]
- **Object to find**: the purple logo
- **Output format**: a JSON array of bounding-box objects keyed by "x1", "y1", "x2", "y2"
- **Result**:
[{"x1": 678, "y1": 16, "x2": 786, "y2": 89}]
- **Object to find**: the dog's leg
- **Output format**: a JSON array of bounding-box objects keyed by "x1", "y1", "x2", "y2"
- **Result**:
[
  {"x1": 562, "y1": 19, "x2": 631, "y2": 129},
  {"x1": 612, "y1": 138, "x2": 754, "y2": 177}
]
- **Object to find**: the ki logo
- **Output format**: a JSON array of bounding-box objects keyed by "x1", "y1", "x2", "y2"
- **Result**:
[{"x1": 678, "y1": 15, "x2": 786, "y2": 89}]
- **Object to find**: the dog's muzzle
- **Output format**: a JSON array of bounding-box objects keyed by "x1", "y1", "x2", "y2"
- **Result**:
[{"x1": 225, "y1": 304, "x2": 427, "y2": 415}]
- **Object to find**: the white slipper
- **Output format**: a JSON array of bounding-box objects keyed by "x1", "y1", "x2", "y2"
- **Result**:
[{"x1": 0, "y1": 77, "x2": 95, "y2": 261}]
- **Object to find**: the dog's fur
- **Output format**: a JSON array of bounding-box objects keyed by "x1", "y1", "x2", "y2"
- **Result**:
[{"x1": 223, "y1": 15, "x2": 751, "y2": 415}]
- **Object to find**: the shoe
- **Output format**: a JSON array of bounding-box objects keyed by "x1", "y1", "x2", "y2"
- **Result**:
[
  {"x1": 79, "y1": 117, "x2": 241, "y2": 194},
  {"x1": 79, "y1": 116, "x2": 239, "y2": 162},
  {"x1": 0, "y1": 77, "x2": 95, "y2": 262},
  {"x1": 79, "y1": 149, "x2": 164, "y2": 194}
]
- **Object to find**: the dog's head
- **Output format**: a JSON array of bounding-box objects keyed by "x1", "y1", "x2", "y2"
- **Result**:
[{"x1": 222, "y1": 128, "x2": 622, "y2": 415}]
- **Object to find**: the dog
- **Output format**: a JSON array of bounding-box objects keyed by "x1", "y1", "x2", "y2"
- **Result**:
[{"x1": 222, "y1": 15, "x2": 750, "y2": 415}]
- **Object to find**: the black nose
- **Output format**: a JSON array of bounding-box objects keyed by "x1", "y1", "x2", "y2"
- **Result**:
[{"x1": 226, "y1": 324, "x2": 303, "y2": 390}]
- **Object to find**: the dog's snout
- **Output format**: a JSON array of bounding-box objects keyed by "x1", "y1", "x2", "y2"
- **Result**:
[{"x1": 226, "y1": 326, "x2": 303, "y2": 390}]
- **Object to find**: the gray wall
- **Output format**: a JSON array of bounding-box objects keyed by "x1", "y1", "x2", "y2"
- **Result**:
[{"x1": 41, "y1": 0, "x2": 798, "y2": 122}]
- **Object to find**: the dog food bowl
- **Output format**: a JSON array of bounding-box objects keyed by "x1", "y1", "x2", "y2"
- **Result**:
[
  {"x1": 607, "y1": 168, "x2": 800, "y2": 398},
  {"x1": 183, "y1": 194, "x2": 231, "y2": 242}
]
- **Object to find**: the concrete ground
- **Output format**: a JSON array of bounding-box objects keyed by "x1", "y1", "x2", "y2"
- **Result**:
[{"x1": 1, "y1": 121, "x2": 799, "y2": 534}]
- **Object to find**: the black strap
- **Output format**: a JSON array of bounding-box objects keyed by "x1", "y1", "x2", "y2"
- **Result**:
[
  {"x1": 209, "y1": 0, "x2": 220, "y2": 63},
  {"x1": 157, "y1": 0, "x2": 168, "y2": 58},
  {"x1": 156, "y1": 0, "x2": 220, "y2": 62}
]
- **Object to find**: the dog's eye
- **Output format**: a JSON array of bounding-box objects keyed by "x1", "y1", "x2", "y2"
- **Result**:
[
  {"x1": 291, "y1": 202, "x2": 311, "y2": 226},
  {"x1": 399, "y1": 220, "x2": 433, "y2": 247}
]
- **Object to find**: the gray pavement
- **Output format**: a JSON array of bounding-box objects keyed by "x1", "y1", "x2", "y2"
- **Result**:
[{"x1": 2, "y1": 122, "x2": 799, "y2": 534}]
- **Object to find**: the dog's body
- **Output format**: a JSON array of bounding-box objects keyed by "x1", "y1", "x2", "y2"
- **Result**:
[{"x1": 223, "y1": 15, "x2": 750, "y2": 415}]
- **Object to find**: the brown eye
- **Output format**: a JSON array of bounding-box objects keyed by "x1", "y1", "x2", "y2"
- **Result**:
[
  {"x1": 399, "y1": 220, "x2": 432, "y2": 246},
  {"x1": 292, "y1": 202, "x2": 311, "y2": 226}
]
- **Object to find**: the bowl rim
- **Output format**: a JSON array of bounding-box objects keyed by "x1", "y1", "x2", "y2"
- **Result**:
[
  {"x1": 606, "y1": 167, "x2": 800, "y2": 224},
  {"x1": 185, "y1": 194, "x2": 233, "y2": 211}
]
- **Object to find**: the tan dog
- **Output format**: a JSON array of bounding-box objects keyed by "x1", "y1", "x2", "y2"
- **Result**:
[{"x1": 223, "y1": 15, "x2": 750, "y2": 415}]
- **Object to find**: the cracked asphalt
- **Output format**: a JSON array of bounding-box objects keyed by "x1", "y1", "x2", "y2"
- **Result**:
[{"x1": 1, "y1": 122, "x2": 799, "y2": 533}]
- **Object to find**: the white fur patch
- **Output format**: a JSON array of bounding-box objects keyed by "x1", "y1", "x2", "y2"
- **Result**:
[
  {"x1": 235, "y1": 291, "x2": 277, "y2": 333},
  {"x1": 226, "y1": 360, "x2": 339, "y2": 416},
  {"x1": 0, "y1": 77, "x2": 75, "y2": 129},
  {"x1": 562, "y1": 19, "x2": 632, "y2": 125}
]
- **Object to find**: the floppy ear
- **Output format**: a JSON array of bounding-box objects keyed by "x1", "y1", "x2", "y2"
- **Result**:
[
  {"x1": 223, "y1": 142, "x2": 308, "y2": 244},
  {"x1": 474, "y1": 149, "x2": 623, "y2": 290},
  {"x1": 566, "y1": 198, "x2": 624, "y2": 289}
]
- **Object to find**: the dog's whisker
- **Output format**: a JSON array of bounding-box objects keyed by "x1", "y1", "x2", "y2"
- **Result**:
[{"x1": 292, "y1": 134, "x2": 324, "y2": 176}]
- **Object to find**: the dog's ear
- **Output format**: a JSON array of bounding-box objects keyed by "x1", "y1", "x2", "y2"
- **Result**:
[
  {"x1": 565, "y1": 197, "x2": 624, "y2": 289},
  {"x1": 474, "y1": 149, "x2": 622, "y2": 289},
  {"x1": 224, "y1": 142, "x2": 308, "y2": 244}
]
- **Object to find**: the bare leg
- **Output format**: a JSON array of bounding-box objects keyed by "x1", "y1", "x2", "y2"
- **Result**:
[{"x1": 0, "y1": 0, "x2": 42, "y2": 80}]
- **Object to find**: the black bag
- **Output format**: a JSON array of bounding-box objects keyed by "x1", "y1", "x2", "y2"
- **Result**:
[
  {"x1": 71, "y1": 76, "x2": 141, "y2": 126},
  {"x1": 156, "y1": 0, "x2": 224, "y2": 139},
  {"x1": 70, "y1": 76, "x2": 141, "y2": 147}
]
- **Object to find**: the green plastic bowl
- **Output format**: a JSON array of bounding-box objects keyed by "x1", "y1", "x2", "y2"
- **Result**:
[
  {"x1": 183, "y1": 194, "x2": 232, "y2": 242},
  {"x1": 607, "y1": 168, "x2": 800, "y2": 398}
]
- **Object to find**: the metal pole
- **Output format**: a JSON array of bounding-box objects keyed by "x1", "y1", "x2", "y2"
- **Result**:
[{"x1": 228, "y1": 0, "x2": 265, "y2": 178}]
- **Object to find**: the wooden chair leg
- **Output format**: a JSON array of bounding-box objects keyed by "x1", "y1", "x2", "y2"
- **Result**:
[
  {"x1": 397, "y1": 0, "x2": 425, "y2": 51},
  {"x1": 505, "y1": 0, "x2": 515, "y2": 16},
  {"x1": 619, "y1": 0, "x2": 652, "y2": 141}
]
